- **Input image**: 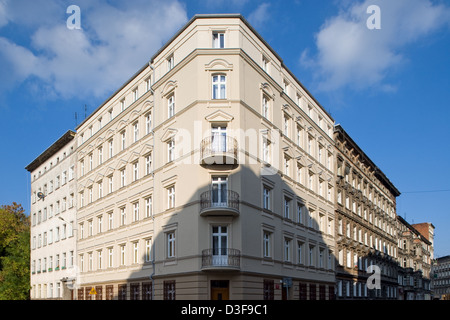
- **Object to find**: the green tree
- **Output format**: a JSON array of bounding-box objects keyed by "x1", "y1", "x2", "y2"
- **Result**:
[{"x1": 0, "y1": 203, "x2": 30, "y2": 300}]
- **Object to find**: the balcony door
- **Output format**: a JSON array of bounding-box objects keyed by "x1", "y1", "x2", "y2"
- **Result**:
[
  {"x1": 212, "y1": 226, "x2": 228, "y2": 266},
  {"x1": 212, "y1": 176, "x2": 228, "y2": 207},
  {"x1": 211, "y1": 126, "x2": 227, "y2": 153}
]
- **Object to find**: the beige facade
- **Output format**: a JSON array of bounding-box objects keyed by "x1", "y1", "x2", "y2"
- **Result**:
[
  {"x1": 73, "y1": 14, "x2": 335, "y2": 300},
  {"x1": 26, "y1": 130, "x2": 78, "y2": 299},
  {"x1": 28, "y1": 14, "x2": 435, "y2": 301}
]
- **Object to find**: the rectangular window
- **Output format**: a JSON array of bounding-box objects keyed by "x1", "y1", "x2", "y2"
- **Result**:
[
  {"x1": 168, "y1": 94, "x2": 175, "y2": 118},
  {"x1": 168, "y1": 139, "x2": 175, "y2": 162},
  {"x1": 284, "y1": 155, "x2": 290, "y2": 176},
  {"x1": 263, "y1": 186, "x2": 271, "y2": 210},
  {"x1": 69, "y1": 166, "x2": 74, "y2": 181},
  {"x1": 145, "y1": 154, "x2": 152, "y2": 175},
  {"x1": 108, "y1": 175, "x2": 113, "y2": 194},
  {"x1": 133, "y1": 87, "x2": 139, "y2": 102},
  {"x1": 167, "y1": 232, "x2": 176, "y2": 258},
  {"x1": 163, "y1": 281, "x2": 176, "y2": 300},
  {"x1": 146, "y1": 112, "x2": 152, "y2": 134},
  {"x1": 309, "y1": 245, "x2": 315, "y2": 266},
  {"x1": 98, "y1": 147, "x2": 103, "y2": 165},
  {"x1": 262, "y1": 55, "x2": 269, "y2": 72},
  {"x1": 120, "y1": 245, "x2": 125, "y2": 266},
  {"x1": 145, "y1": 239, "x2": 152, "y2": 262},
  {"x1": 212, "y1": 31, "x2": 225, "y2": 48},
  {"x1": 212, "y1": 75, "x2": 226, "y2": 99},
  {"x1": 283, "y1": 197, "x2": 291, "y2": 219},
  {"x1": 262, "y1": 95, "x2": 269, "y2": 119},
  {"x1": 263, "y1": 232, "x2": 271, "y2": 258},
  {"x1": 88, "y1": 154, "x2": 93, "y2": 171},
  {"x1": 98, "y1": 215, "x2": 102, "y2": 233},
  {"x1": 108, "y1": 212, "x2": 113, "y2": 230},
  {"x1": 133, "y1": 121, "x2": 139, "y2": 142},
  {"x1": 133, "y1": 202, "x2": 139, "y2": 222},
  {"x1": 284, "y1": 237, "x2": 292, "y2": 262},
  {"x1": 88, "y1": 220, "x2": 93, "y2": 237},
  {"x1": 297, "y1": 163, "x2": 303, "y2": 184},
  {"x1": 142, "y1": 282, "x2": 152, "y2": 300},
  {"x1": 133, "y1": 162, "x2": 139, "y2": 181},
  {"x1": 98, "y1": 250, "x2": 102, "y2": 270},
  {"x1": 120, "y1": 207, "x2": 126, "y2": 226},
  {"x1": 109, "y1": 139, "x2": 113, "y2": 158},
  {"x1": 133, "y1": 242, "x2": 139, "y2": 264},
  {"x1": 121, "y1": 131, "x2": 126, "y2": 150},
  {"x1": 167, "y1": 186, "x2": 175, "y2": 209},
  {"x1": 297, "y1": 202, "x2": 304, "y2": 224},
  {"x1": 167, "y1": 54, "x2": 174, "y2": 71},
  {"x1": 108, "y1": 248, "x2": 113, "y2": 268},
  {"x1": 297, "y1": 125, "x2": 302, "y2": 147},
  {"x1": 297, "y1": 241, "x2": 304, "y2": 264},
  {"x1": 263, "y1": 280, "x2": 274, "y2": 300},
  {"x1": 120, "y1": 168, "x2": 126, "y2": 187},
  {"x1": 262, "y1": 138, "x2": 270, "y2": 163},
  {"x1": 145, "y1": 196, "x2": 152, "y2": 218},
  {"x1": 98, "y1": 181, "x2": 103, "y2": 199},
  {"x1": 283, "y1": 115, "x2": 289, "y2": 137}
]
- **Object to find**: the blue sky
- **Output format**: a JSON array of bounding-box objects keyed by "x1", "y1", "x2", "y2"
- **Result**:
[{"x1": 1, "y1": 0, "x2": 449, "y2": 257}]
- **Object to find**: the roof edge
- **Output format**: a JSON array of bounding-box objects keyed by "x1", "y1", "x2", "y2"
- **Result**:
[{"x1": 25, "y1": 130, "x2": 76, "y2": 172}]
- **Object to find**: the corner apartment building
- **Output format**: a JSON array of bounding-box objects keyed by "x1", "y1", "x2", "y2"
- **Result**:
[
  {"x1": 334, "y1": 125, "x2": 401, "y2": 299},
  {"x1": 73, "y1": 14, "x2": 336, "y2": 300},
  {"x1": 25, "y1": 130, "x2": 78, "y2": 299},
  {"x1": 397, "y1": 216, "x2": 433, "y2": 300}
]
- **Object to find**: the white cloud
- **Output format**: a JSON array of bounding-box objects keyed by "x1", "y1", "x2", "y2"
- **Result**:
[
  {"x1": 0, "y1": 0, "x2": 188, "y2": 99},
  {"x1": 300, "y1": 0, "x2": 450, "y2": 92},
  {"x1": 0, "y1": 0, "x2": 9, "y2": 28},
  {"x1": 0, "y1": 37, "x2": 41, "y2": 90},
  {"x1": 248, "y1": 3, "x2": 271, "y2": 30}
]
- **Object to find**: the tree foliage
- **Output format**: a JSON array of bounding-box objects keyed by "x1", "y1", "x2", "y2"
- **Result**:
[{"x1": 0, "y1": 203, "x2": 30, "y2": 300}]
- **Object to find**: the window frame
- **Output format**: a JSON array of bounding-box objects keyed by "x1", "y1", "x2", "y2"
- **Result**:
[
  {"x1": 212, "y1": 31, "x2": 225, "y2": 48},
  {"x1": 212, "y1": 74, "x2": 227, "y2": 100}
]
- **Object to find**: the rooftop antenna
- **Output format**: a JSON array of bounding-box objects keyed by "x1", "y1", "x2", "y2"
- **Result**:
[
  {"x1": 84, "y1": 104, "x2": 87, "y2": 119},
  {"x1": 74, "y1": 112, "x2": 78, "y2": 127}
]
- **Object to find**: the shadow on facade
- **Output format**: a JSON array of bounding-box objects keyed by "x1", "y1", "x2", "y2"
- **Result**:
[{"x1": 75, "y1": 165, "x2": 343, "y2": 300}]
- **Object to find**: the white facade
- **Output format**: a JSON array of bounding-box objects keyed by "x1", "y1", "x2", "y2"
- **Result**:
[{"x1": 26, "y1": 131, "x2": 78, "y2": 299}]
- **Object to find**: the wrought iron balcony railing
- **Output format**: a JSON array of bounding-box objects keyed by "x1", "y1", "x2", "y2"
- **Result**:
[
  {"x1": 200, "y1": 135, "x2": 238, "y2": 165},
  {"x1": 199, "y1": 189, "x2": 239, "y2": 216},
  {"x1": 201, "y1": 248, "x2": 241, "y2": 270}
]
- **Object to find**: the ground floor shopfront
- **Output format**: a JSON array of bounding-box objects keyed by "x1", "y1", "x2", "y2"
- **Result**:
[{"x1": 75, "y1": 272, "x2": 335, "y2": 300}]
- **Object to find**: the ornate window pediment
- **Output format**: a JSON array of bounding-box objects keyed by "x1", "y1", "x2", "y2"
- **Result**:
[
  {"x1": 205, "y1": 110, "x2": 234, "y2": 123},
  {"x1": 160, "y1": 128, "x2": 178, "y2": 142},
  {"x1": 205, "y1": 58, "x2": 233, "y2": 72}
]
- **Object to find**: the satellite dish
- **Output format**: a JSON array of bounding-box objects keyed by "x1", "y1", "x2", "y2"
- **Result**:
[{"x1": 37, "y1": 192, "x2": 45, "y2": 201}]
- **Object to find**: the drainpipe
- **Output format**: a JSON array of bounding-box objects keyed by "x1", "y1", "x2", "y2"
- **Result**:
[{"x1": 148, "y1": 62, "x2": 156, "y2": 300}]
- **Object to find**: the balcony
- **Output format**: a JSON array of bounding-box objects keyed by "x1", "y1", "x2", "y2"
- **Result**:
[
  {"x1": 200, "y1": 135, "x2": 238, "y2": 165},
  {"x1": 201, "y1": 248, "x2": 240, "y2": 271},
  {"x1": 200, "y1": 189, "x2": 239, "y2": 217}
]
